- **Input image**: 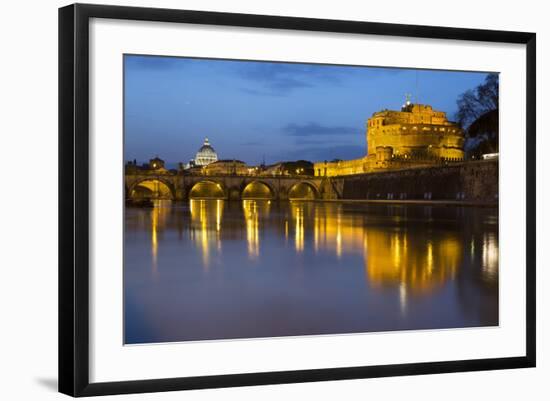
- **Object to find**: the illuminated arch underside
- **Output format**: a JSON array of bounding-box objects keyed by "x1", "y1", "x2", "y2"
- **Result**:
[
  {"x1": 288, "y1": 182, "x2": 317, "y2": 200},
  {"x1": 130, "y1": 180, "x2": 173, "y2": 199},
  {"x1": 189, "y1": 181, "x2": 226, "y2": 199},
  {"x1": 242, "y1": 181, "x2": 273, "y2": 199}
]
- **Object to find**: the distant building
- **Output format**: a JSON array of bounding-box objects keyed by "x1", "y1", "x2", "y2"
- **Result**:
[
  {"x1": 203, "y1": 159, "x2": 249, "y2": 175},
  {"x1": 184, "y1": 159, "x2": 196, "y2": 170},
  {"x1": 261, "y1": 160, "x2": 313, "y2": 176},
  {"x1": 148, "y1": 156, "x2": 166, "y2": 171},
  {"x1": 262, "y1": 162, "x2": 286, "y2": 176},
  {"x1": 314, "y1": 98, "x2": 465, "y2": 177},
  {"x1": 125, "y1": 156, "x2": 170, "y2": 175},
  {"x1": 194, "y1": 137, "x2": 218, "y2": 166}
]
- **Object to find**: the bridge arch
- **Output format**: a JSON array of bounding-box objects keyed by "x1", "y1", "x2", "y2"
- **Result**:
[
  {"x1": 242, "y1": 180, "x2": 275, "y2": 200},
  {"x1": 288, "y1": 181, "x2": 319, "y2": 200},
  {"x1": 128, "y1": 178, "x2": 175, "y2": 200},
  {"x1": 188, "y1": 180, "x2": 227, "y2": 199}
]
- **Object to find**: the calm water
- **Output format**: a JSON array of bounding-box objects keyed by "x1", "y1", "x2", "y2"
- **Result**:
[{"x1": 124, "y1": 200, "x2": 498, "y2": 344}]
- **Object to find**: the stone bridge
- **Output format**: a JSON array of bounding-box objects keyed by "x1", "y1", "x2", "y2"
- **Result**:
[{"x1": 125, "y1": 173, "x2": 344, "y2": 201}]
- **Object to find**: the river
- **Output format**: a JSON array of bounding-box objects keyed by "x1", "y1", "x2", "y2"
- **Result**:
[{"x1": 124, "y1": 200, "x2": 498, "y2": 344}]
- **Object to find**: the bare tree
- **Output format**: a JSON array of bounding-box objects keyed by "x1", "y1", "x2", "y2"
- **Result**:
[{"x1": 455, "y1": 73, "x2": 499, "y2": 157}]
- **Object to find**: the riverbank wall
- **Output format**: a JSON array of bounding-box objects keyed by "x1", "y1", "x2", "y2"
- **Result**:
[{"x1": 340, "y1": 159, "x2": 498, "y2": 203}]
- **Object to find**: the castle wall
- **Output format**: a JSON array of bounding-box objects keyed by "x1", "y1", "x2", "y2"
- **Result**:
[
  {"x1": 314, "y1": 157, "x2": 367, "y2": 177},
  {"x1": 341, "y1": 160, "x2": 498, "y2": 202},
  {"x1": 367, "y1": 125, "x2": 464, "y2": 159}
]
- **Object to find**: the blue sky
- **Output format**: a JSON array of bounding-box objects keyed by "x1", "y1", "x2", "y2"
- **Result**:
[{"x1": 124, "y1": 55, "x2": 490, "y2": 166}]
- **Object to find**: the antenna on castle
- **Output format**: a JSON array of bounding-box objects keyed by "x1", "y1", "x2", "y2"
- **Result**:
[{"x1": 402, "y1": 93, "x2": 412, "y2": 111}]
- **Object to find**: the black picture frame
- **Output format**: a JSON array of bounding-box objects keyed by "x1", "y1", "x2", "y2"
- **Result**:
[{"x1": 59, "y1": 3, "x2": 536, "y2": 397}]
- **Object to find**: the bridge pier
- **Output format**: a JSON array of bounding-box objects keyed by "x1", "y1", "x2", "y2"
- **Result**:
[
  {"x1": 175, "y1": 188, "x2": 185, "y2": 201},
  {"x1": 277, "y1": 189, "x2": 288, "y2": 201},
  {"x1": 228, "y1": 188, "x2": 241, "y2": 201}
]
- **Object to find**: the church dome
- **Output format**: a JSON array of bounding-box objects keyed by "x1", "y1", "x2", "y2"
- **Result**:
[{"x1": 195, "y1": 137, "x2": 218, "y2": 166}]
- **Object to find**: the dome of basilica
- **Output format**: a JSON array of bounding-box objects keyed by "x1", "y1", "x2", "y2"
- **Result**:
[{"x1": 194, "y1": 137, "x2": 218, "y2": 166}]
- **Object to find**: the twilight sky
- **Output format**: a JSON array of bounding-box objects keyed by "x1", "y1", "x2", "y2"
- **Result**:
[{"x1": 124, "y1": 55, "x2": 490, "y2": 166}]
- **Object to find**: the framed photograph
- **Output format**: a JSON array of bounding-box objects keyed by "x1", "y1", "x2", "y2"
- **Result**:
[{"x1": 58, "y1": 3, "x2": 536, "y2": 397}]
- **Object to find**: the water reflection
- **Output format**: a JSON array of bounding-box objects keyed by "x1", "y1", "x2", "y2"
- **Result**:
[
  {"x1": 124, "y1": 200, "x2": 499, "y2": 344},
  {"x1": 482, "y1": 232, "x2": 499, "y2": 278},
  {"x1": 242, "y1": 200, "x2": 270, "y2": 259},
  {"x1": 147, "y1": 200, "x2": 172, "y2": 277},
  {"x1": 299, "y1": 203, "x2": 464, "y2": 294},
  {"x1": 189, "y1": 199, "x2": 224, "y2": 270},
  {"x1": 291, "y1": 202, "x2": 305, "y2": 253},
  {"x1": 365, "y1": 231, "x2": 461, "y2": 294},
  {"x1": 151, "y1": 204, "x2": 158, "y2": 275}
]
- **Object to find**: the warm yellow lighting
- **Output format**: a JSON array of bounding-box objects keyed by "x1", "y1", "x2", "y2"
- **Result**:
[
  {"x1": 426, "y1": 241, "x2": 433, "y2": 274},
  {"x1": 243, "y1": 200, "x2": 260, "y2": 260},
  {"x1": 335, "y1": 212, "x2": 342, "y2": 259},
  {"x1": 216, "y1": 199, "x2": 222, "y2": 232},
  {"x1": 482, "y1": 233, "x2": 498, "y2": 277},
  {"x1": 200, "y1": 201, "x2": 210, "y2": 269},
  {"x1": 365, "y1": 230, "x2": 463, "y2": 295},
  {"x1": 292, "y1": 203, "x2": 304, "y2": 253},
  {"x1": 151, "y1": 207, "x2": 158, "y2": 276},
  {"x1": 189, "y1": 199, "x2": 224, "y2": 271}
]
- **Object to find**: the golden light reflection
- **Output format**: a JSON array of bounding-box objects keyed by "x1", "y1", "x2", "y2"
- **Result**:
[
  {"x1": 311, "y1": 204, "x2": 364, "y2": 256},
  {"x1": 243, "y1": 200, "x2": 259, "y2": 259},
  {"x1": 151, "y1": 204, "x2": 158, "y2": 276},
  {"x1": 242, "y1": 200, "x2": 271, "y2": 260},
  {"x1": 335, "y1": 212, "x2": 342, "y2": 259},
  {"x1": 305, "y1": 204, "x2": 465, "y2": 295},
  {"x1": 189, "y1": 199, "x2": 224, "y2": 270},
  {"x1": 216, "y1": 199, "x2": 222, "y2": 232},
  {"x1": 365, "y1": 230, "x2": 463, "y2": 294},
  {"x1": 313, "y1": 206, "x2": 319, "y2": 253},
  {"x1": 392, "y1": 233, "x2": 401, "y2": 268},
  {"x1": 135, "y1": 200, "x2": 495, "y2": 303},
  {"x1": 482, "y1": 232, "x2": 499, "y2": 278},
  {"x1": 291, "y1": 203, "x2": 305, "y2": 253},
  {"x1": 427, "y1": 241, "x2": 433, "y2": 274}
]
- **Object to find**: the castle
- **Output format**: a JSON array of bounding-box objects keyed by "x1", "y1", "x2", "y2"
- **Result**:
[{"x1": 314, "y1": 98, "x2": 465, "y2": 177}]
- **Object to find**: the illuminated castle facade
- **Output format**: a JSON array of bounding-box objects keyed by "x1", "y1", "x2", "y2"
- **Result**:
[{"x1": 314, "y1": 99, "x2": 465, "y2": 177}]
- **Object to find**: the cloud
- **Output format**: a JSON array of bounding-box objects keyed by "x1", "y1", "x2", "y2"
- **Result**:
[
  {"x1": 283, "y1": 122, "x2": 361, "y2": 137},
  {"x1": 240, "y1": 65, "x2": 313, "y2": 95},
  {"x1": 237, "y1": 62, "x2": 347, "y2": 95}
]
